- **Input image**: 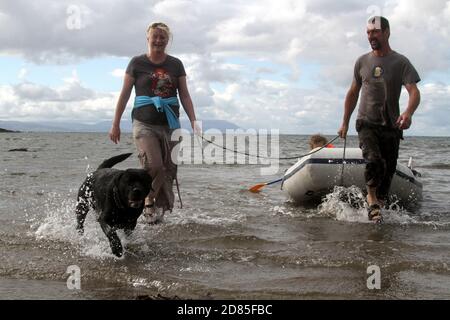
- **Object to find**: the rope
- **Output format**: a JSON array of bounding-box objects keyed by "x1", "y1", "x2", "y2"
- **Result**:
[
  {"x1": 175, "y1": 176, "x2": 183, "y2": 209},
  {"x1": 197, "y1": 134, "x2": 340, "y2": 161},
  {"x1": 340, "y1": 137, "x2": 347, "y2": 186}
]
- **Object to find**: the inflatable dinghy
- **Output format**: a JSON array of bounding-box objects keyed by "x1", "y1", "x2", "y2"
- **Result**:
[{"x1": 282, "y1": 148, "x2": 422, "y2": 204}]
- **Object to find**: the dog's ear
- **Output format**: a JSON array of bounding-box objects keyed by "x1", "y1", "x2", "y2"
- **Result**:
[
  {"x1": 112, "y1": 171, "x2": 124, "y2": 186},
  {"x1": 112, "y1": 172, "x2": 126, "y2": 197},
  {"x1": 111, "y1": 172, "x2": 128, "y2": 207}
]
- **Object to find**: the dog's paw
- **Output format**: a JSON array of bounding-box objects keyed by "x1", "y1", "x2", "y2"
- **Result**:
[
  {"x1": 111, "y1": 246, "x2": 123, "y2": 257},
  {"x1": 76, "y1": 225, "x2": 84, "y2": 235},
  {"x1": 110, "y1": 240, "x2": 123, "y2": 257}
]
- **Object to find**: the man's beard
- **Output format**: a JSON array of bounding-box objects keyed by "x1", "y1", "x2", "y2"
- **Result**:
[{"x1": 370, "y1": 39, "x2": 381, "y2": 50}]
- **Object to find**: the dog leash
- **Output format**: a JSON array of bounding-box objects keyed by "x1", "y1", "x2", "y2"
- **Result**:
[{"x1": 175, "y1": 176, "x2": 183, "y2": 209}]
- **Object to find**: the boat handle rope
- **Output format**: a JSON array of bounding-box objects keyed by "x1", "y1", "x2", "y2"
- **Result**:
[
  {"x1": 340, "y1": 137, "x2": 347, "y2": 186},
  {"x1": 196, "y1": 134, "x2": 341, "y2": 160}
]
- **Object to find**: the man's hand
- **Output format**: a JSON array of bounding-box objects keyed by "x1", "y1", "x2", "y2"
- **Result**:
[
  {"x1": 396, "y1": 112, "x2": 412, "y2": 130},
  {"x1": 399, "y1": 83, "x2": 420, "y2": 130},
  {"x1": 339, "y1": 80, "x2": 360, "y2": 140},
  {"x1": 338, "y1": 123, "x2": 349, "y2": 139}
]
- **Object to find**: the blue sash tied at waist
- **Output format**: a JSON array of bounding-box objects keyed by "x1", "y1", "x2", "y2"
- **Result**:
[{"x1": 133, "y1": 95, "x2": 180, "y2": 129}]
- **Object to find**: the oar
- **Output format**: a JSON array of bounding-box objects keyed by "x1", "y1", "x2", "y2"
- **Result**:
[{"x1": 249, "y1": 178, "x2": 283, "y2": 193}]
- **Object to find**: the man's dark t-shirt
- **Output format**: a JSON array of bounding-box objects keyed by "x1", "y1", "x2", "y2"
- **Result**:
[
  {"x1": 126, "y1": 54, "x2": 186, "y2": 126},
  {"x1": 354, "y1": 51, "x2": 420, "y2": 129}
]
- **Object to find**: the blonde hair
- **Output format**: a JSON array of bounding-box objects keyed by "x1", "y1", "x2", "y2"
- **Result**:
[{"x1": 146, "y1": 22, "x2": 172, "y2": 41}]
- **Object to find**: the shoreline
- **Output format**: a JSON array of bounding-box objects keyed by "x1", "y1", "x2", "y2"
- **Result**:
[{"x1": 0, "y1": 128, "x2": 19, "y2": 133}]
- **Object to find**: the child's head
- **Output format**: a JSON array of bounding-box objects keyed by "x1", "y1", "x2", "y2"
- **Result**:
[{"x1": 309, "y1": 134, "x2": 328, "y2": 150}]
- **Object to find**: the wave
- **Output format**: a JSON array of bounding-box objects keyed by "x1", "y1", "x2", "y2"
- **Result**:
[
  {"x1": 191, "y1": 234, "x2": 276, "y2": 248},
  {"x1": 419, "y1": 163, "x2": 450, "y2": 170},
  {"x1": 312, "y1": 186, "x2": 450, "y2": 228}
]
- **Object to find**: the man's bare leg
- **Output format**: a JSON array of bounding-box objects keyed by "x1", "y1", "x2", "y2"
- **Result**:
[
  {"x1": 367, "y1": 186, "x2": 383, "y2": 222},
  {"x1": 367, "y1": 186, "x2": 378, "y2": 206}
]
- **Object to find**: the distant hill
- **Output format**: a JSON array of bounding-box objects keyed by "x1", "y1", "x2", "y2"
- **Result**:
[
  {"x1": 0, "y1": 119, "x2": 241, "y2": 133},
  {"x1": 0, "y1": 127, "x2": 18, "y2": 133}
]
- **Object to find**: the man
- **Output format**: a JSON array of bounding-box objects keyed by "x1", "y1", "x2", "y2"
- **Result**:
[{"x1": 338, "y1": 16, "x2": 421, "y2": 222}]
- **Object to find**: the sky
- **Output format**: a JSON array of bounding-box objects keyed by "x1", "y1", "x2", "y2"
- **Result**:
[{"x1": 0, "y1": 0, "x2": 449, "y2": 135}]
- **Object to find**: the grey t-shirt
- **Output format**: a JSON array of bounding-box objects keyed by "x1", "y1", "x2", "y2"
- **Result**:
[
  {"x1": 126, "y1": 54, "x2": 186, "y2": 126},
  {"x1": 354, "y1": 51, "x2": 420, "y2": 128}
]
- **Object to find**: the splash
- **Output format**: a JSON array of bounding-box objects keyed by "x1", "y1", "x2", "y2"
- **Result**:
[
  {"x1": 31, "y1": 192, "x2": 124, "y2": 259},
  {"x1": 318, "y1": 186, "x2": 370, "y2": 223},
  {"x1": 29, "y1": 191, "x2": 244, "y2": 260},
  {"x1": 317, "y1": 185, "x2": 425, "y2": 225},
  {"x1": 315, "y1": 186, "x2": 450, "y2": 228},
  {"x1": 271, "y1": 205, "x2": 295, "y2": 217},
  {"x1": 128, "y1": 276, "x2": 182, "y2": 291}
]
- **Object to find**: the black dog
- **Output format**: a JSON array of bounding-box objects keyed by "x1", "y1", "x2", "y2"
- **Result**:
[{"x1": 75, "y1": 153, "x2": 152, "y2": 257}]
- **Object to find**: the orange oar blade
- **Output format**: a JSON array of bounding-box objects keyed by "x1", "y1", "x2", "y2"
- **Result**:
[{"x1": 249, "y1": 183, "x2": 266, "y2": 193}]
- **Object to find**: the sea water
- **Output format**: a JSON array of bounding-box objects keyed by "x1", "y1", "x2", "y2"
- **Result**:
[{"x1": 0, "y1": 133, "x2": 449, "y2": 299}]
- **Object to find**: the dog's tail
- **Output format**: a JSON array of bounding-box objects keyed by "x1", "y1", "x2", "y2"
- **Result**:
[{"x1": 98, "y1": 153, "x2": 133, "y2": 169}]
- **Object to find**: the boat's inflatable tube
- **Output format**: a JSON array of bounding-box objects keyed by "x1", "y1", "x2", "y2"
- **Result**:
[{"x1": 282, "y1": 148, "x2": 422, "y2": 204}]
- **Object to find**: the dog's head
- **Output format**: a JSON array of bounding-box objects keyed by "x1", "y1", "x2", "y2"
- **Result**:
[{"x1": 114, "y1": 169, "x2": 152, "y2": 209}]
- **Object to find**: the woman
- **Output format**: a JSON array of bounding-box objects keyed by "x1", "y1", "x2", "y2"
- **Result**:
[{"x1": 109, "y1": 22, "x2": 198, "y2": 224}]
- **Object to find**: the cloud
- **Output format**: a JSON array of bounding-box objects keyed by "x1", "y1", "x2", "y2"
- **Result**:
[
  {"x1": 385, "y1": 0, "x2": 450, "y2": 74},
  {"x1": 110, "y1": 68, "x2": 125, "y2": 78},
  {"x1": 0, "y1": 0, "x2": 155, "y2": 62},
  {"x1": 0, "y1": 0, "x2": 449, "y2": 135},
  {"x1": 17, "y1": 68, "x2": 27, "y2": 81},
  {"x1": 1, "y1": 0, "x2": 449, "y2": 81},
  {"x1": 12, "y1": 70, "x2": 97, "y2": 102},
  {"x1": 205, "y1": 78, "x2": 344, "y2": 134},
  {"x1": 408, "y1": 83, "x2": 450, "y2": 136},
  {"x1": 0, "y1": 75, "x2": 447, "y2": 136},
  {"x1": 0, "y1": 77, "x2": 118, "y2": 123}
]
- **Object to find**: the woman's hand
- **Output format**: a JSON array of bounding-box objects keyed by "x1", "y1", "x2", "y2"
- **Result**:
[
  {"x1": 109, "y1": 125, "x2": 121, "y2": 144},
  {"x1": 109, "y1": 73, "x2": 134, "y2": 144},
  {"x1": 191, "y1": 120, "x2": 202, "y2": 137}
]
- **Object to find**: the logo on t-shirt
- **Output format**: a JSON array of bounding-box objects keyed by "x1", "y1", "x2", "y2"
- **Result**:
[
  {"x1": 372, "y1": 66, "x2": 384, "y2": 78},
  {"x1": 150, "y1": 68, "x2": 173, "y2": 97}
]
